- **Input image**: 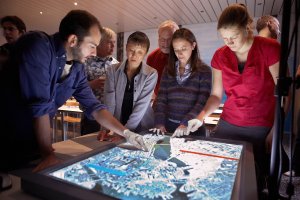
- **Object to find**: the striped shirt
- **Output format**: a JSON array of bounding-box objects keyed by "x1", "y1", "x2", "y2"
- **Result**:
[{"x1": 154, "y1": 61, "x2": 212, "y2": 126}]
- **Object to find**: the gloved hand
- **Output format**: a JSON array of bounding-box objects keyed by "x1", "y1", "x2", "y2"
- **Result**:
[
  {"x1": 172, "y1": 125, "x2": 187, "y2": 137},
  {"x1": 186, "y1": 119, "x2": 203, "y2": 135},
  {"x1": 123, "y1": 129, "x2": 148, "y2": 151},
  {"x1": 149, "y1": 126, "x2": 166, "y2": 135}
]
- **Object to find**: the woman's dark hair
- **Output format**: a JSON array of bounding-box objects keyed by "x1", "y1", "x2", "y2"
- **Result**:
[
  {"x1": 168, "y1": 28, "x2": 201, "y2": 77},
  {"x1": 1, "y1": 16, "x2": 26, "y2": 33},
  {"x1": 217, "y1": 3, "x2": 253, "y2": 30},
  {"x1": 59, "y1": 10, "x2": 102, "y2": 42},
  {"x1": 126, "y1": 31, "x2": 150, "y2": 52}
]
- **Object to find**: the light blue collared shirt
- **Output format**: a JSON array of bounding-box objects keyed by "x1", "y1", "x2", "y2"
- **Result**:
[{"x1": 175, "y1": 61, "x2": 191, "y2": 85}]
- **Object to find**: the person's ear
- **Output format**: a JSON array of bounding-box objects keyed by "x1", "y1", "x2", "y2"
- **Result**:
[
  {"x1": 246, "y1": 25, "x2": 250, "y2": 33},
  {"x1": 245, "y1": 21, "x2": 254, "y2": 35},
  {"x1": 245, "y1": 24, "x2": 252, "y2": 37},
  {"x1": 191, "y1": 42, "x2": 196, "y2": 50},
  {"x1": 67, "y1": 34, "x2": 78, "y2": 47}
]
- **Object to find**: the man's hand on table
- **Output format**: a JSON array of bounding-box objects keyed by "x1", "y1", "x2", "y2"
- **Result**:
[{"x1": 32, "y1": 153, "x2": 62, "y2": 173}]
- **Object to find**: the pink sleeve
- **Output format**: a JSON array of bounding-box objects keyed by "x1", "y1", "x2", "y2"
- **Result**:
[{"x1": 211, "y1": 50, "x2": 222, "y2": 70}]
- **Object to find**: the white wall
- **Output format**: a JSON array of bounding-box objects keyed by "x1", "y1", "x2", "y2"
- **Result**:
[{"x1": 122, "y1": 22, "x2": 224, "y2": 67}]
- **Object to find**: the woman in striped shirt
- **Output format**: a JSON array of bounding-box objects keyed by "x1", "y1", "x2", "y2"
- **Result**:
[{"x1": 151, "y1": 28, "x2": 212, "y2": 137}]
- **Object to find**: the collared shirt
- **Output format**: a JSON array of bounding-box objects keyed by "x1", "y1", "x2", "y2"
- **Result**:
[
  {"x1": 60, "y1": 62, "x2": 73, "y2": 80},
  {"x1": 85, "y1": 56, "x2": 119, "y2": 101},
  {"x1": 154, "y1": 60, "x2": 212, "y2": 127},
  {"x1": 211, "y1": 36, "x2": 280, "y2": 127},
  {"x1": 175, "y1": 61, "x2": 191, "y2": 85}
]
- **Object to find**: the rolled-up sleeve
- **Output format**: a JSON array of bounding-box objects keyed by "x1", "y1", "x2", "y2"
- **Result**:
[{"x1": 72, "y1": 64, "x2": 107, "y2": 120}]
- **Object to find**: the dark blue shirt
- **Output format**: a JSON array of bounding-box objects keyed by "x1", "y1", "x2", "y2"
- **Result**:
[{"x1": 0, "y1": 31, "x2": 106, "y2": 140}]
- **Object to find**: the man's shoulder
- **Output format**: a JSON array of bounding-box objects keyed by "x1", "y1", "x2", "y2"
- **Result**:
[
  {"x1": 110, "y1": 57, "x2": 119, "y2": 64},
  {"x1": 147, "y1": 48, "x2": 168, "y2": 67},
  {"x1": 21, "y1": 31, "x2": 50, "y2": 41},
  {"x1": 148, "y1": 48, "x2": 162, "y2": 58},
  {"x1": 107, "y1": 60, "x2": 123, "y2": 73},
  {"x1": 15, "y1": 31, "x2": 53, "y2": 50}
]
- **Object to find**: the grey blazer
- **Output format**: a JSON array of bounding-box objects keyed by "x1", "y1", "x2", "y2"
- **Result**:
[{"x1": 104, "y1": 60, "x2": 158, "y2": 132}]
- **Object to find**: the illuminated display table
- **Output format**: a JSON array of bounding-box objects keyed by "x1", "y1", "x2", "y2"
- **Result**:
[{"x1": 21, "y1": 134, "x2": 257, "y2": 200}]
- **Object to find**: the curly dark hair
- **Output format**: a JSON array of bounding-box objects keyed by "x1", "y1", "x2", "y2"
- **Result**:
[{"x1": 59, "y1": 10, "x2": 102, "y2": 42}]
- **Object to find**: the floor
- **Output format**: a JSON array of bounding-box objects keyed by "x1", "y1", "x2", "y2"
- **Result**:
[
  {"x1": 280, "y1": 175, "x2": 300, "y2": 199},
  {"x1": 278, "y1": 134, "x2": 300, "y2": 199}
]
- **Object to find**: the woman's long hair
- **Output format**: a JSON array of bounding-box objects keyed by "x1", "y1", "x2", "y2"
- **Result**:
[{"x1": 167, "y1": 28, "x2": 202, "y2": 77}]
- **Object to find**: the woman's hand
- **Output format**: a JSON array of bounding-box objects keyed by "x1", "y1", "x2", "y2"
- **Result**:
[
  {"x1": 172, "y1": 125, "x2": 187, "y2": 137},
  {"x1": 149, "y1": 126, "x2": 167, "y2": 135}
]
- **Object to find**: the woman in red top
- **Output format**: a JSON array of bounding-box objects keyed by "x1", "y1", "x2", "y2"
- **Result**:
[{"x1": 187, "y1": 4, "x2": 280, "y2": 195}]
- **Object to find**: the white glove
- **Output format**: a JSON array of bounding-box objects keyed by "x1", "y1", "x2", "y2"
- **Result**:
[
  {"x1": 149, "y1": 128, "x2": 166, "y2": 135},
  {"x1": 172, "y1": 126, "x2": 187, "y2": 137},
  {"x1": 123, "y1": 129, "x2": 148, "y2": 151},
  {"x1": 186, "y1": 119, "x2": 203, "y2": 135}
]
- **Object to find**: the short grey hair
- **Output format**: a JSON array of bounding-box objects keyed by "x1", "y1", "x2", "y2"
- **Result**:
[
  {"x1": 158, "y1": 20, "x2": 179, "y2": 34},
  {"x1": 101, "y1": 27, "x2": 116, "y2": 41}
]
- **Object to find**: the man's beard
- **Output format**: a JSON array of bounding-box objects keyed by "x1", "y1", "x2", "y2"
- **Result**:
[{"x1": 71, "y1": 44, "x2": 84, "y2": 63}]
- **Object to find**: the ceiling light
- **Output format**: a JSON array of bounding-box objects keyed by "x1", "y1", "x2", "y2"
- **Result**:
[
  {"x1": 74, "y1": 2, "x2": 78, "y2": 6},
  {"x1": 40, "y1": 11, "x2": 43, "y2": 15}
]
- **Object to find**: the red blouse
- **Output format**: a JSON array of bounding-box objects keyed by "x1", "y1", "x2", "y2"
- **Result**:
[
  {"x1": 211, "y1": 36, "x2": 280, "y2": 127},
  {"x1": 147, "y1": 48, "x2": 169, "y2": 95}
]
